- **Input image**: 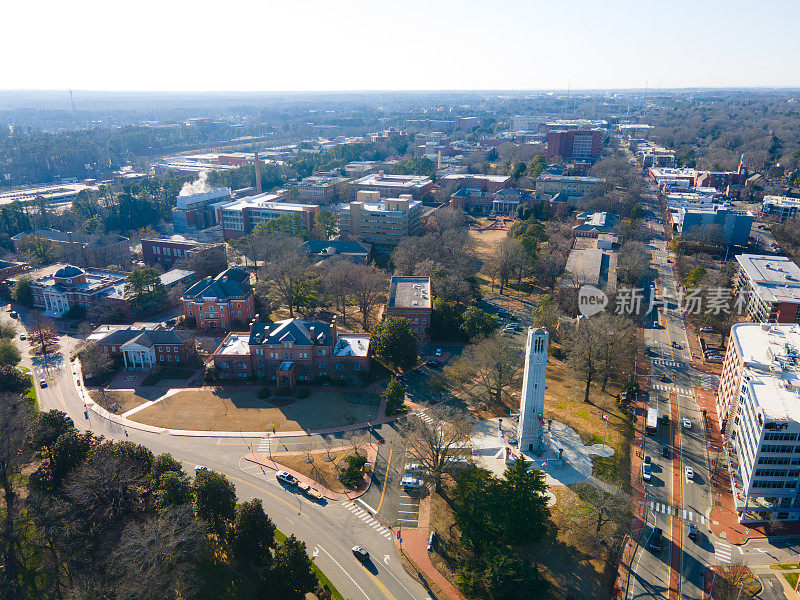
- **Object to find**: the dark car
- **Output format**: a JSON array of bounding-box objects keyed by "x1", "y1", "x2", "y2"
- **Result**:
[
  {"x1": 649, "y1": 527, "x2": 662, "y2": 551},
  {"x1": 426, "y1": 360, "x2": 442, "y2": 369},
  {"x1": 662, "y1": 414, "x2": 669, "y2": 425},
  {"x1": 688, "y1": 523, "x2": 697, "y2": 541},
  {"x1": 660, "y1": 375, "x2": 670, "y2": 382},
  {"x1": 662, "y1": 446, "x2": 670, "y2": 459}
]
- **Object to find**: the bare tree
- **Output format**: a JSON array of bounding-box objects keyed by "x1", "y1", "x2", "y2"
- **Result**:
[
  {"x1": 321, "y1": 259, "x2": 354, "y2": 325},
  {"x1": 567, "y1": 316, "x2": 607, "y2": 404},
  {"x1": 79, "y1": 341, "x2": 114, "y2": 381},
  {"x1": 350, "y1": 264, "x2": 386, "y2": 331},
  {"x1": 257, "y1": 235, "x2": 314, "y2": 318},
  {"x1": 110, "y1": 505, "x2": 202, "y2": 600},
  {"x1": 28, "y1": 316, "x2": 59, "y2": 357},
  {"x1": 401, "y1": 405, "x2": 473, "y2": 491},
  {"x1": 448, "y1": 333, "x2": 522, "y2": 405}
]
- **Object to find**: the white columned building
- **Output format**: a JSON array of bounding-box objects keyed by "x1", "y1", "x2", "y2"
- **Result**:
[{"x1": 518, "y1": 327, "x2": 549, "y2": 454}]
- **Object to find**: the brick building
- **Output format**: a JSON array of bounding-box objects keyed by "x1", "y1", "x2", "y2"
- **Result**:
[
  {"x1": 534, "y1": 174, "x2": 605, "y2": 198},
  {"x1": 334, "y1": 191, "x2": 424, "y2": 253},
  {"x1": 545, "y1": 130, "x2": 602, "y2": 162},
  {"x1": 30, "y1": 265, "x2": 128, "y2": 318},
  {"x1": 180, "y1": 267, "x2": 255, "y2": 331},
  {"x1": 217, "y1": 192, "x2": 316, "y2": 241},
  {"x1": 212, "y1": 317, "x2": 370, "y2": 386},
  {"x1": 141, "y1": 238, "x2": 227, "y2": 271},
  {"x1": 296, "y1": 174, "x2": 349, "y2": 204},
  {"x1": 89, "y1": 325, "x2": 196, "y2": 370},
  {"x1": 385, "y1": 276, "x2": 432, "y2": 342},
  {"x1": 439, "y1": 174, "x2": 511, "y2": 194}
]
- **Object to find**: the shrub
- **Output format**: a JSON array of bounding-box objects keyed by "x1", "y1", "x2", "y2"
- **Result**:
[
  {"x1": 203, "y1": 366, "x2": 220, "y2": 384},
  {"x1": 258, "y1": 387, "x2": 272, "y2": 399},
  {"x1": 338, "y1": 454, "x2": 367, "y2": 489},
  {"x1": 295, "y1": 388, "x2": 310, "y2": 399}
]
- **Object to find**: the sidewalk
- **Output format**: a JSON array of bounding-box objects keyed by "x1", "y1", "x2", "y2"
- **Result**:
[{"x1": 394, "y1": 492, "x2": 467, "y2": 600}]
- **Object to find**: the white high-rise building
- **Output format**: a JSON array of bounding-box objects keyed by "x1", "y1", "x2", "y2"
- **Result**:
[{"x1": 518, "y1": 327, "x2": 549, "y2": 453}]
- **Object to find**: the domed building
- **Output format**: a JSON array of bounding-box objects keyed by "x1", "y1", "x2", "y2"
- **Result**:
[{"x1": 30, "y1": 264, "x2": 128, "y2": 318}]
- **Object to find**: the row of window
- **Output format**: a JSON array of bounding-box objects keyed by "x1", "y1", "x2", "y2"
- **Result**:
[
  {"x1": 763, "y1": 432, "x2": 799, "y2": 441},
  {"x1": 760, "y1": 444, "x2": 800, "y2": 454},
  {"x1": 751, "y1": 480, "x2": 790, "y2": 489},
  {"x1": 152, "y1": 246, "x2": 187, "y2": 257},
  {"x1": 754, "y1": 468, "x2": 800, "y2": 478},
  {"x1": 106, "y1": 345, "x2": 180, "y2": 353},
  {"x1": 757, "y1": 456, "x2": 800, "y2": 465}
]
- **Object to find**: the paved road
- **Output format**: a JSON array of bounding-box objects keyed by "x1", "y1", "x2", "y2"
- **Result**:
[
  {"x1": 630, "y1": 181, "x2": 714, "y2": 600},
  {"x1": 7, "y1": 309, "x2": 431, "y2": 600}
]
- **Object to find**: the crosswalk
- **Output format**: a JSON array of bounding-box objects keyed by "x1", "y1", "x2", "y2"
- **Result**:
[
  {"x1": 651, "y1": 384, "x2": 694, "y2": 395},
  {"x1": 343, "y1": 501, "x2": 392, "y2": 539},
  {"x1": 414, "y1": 410, "x2": 435, "y2": 425},
  {"x1": 652, "y1": 359, "x2": 682, "y2": 368},
  {"x1": 714, "y1": 541, "x2": 732, "y2": 563},
  {"x1": 700, "y1": 373, "x2": 719, "y2": 389},
  {"x1": 257, "y1": 437, "x2": 271, "y2": 452},
  {"x1": 649, "y1": 501, "x2": 706, "y2": 524}
]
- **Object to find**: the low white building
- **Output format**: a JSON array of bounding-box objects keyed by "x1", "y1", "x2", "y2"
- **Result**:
[{"x1": 763, "y1": 195, "x2": 800, "y2": 223}]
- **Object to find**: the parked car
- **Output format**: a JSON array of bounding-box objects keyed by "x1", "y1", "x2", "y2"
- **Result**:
[
  {"x1": 683, "y1": 418, "x2": 692, "y2": 429},
  {"x1": 685, "y1": 466, "x2": 694, "y2": 480},
  {"x1": 662, "y1": 414, "x2": 669, "y2": 425},
  {"x1": 660, "y1": 375, "x2": 670, "y2": 383},
  {"x1": 404, "y1": 463, "x2": 423, "y2": 472},
  {"x1": 700, "y1": 327, "x2": 714, "y2": 333},
  {"x1": 276, "y1": 471, "x2": 299, "y2": 486},
  {"x1": 688, "y1": 523, "x2": 697, "y2": 541},
  {"x1": 352, "y1": 546, "x2": 369, "y2": 560},
  {"x1": 649, "y1": 527, "x2": 663, "y2": 551},
  {"x1": 19, "y1": 334, "x2": 26, "y2": 340},
  {"x1": 426, "y1": 360, "x2": 442, "y2": 369},
  {"x1": 644, "y1": 455, "x2": 651, "y2": 465},
  {"x1": 297, "y1": 482, "x2": 325, "y2": 502},
  {"x1": 194, "y1": 465, "x2": 208, "y2": 474},
  {"x1": 401, "y1": 475, "x2": 424, "y2": 489},
  {"x1": 662, "y1": 446, "x2": 670, "y2": 459},
  {"x1": 9, "y1": 311, "x2": 18, "y2": 318},
  {"x1": 642, "y1": 463, "x2": 652, "y2": 481},
  {"x1": 434, "y1": 348, "x2": 442, "y2": 357},
  {"x1": 39, "y1": 379, "x2": 47, "y2": 388}
]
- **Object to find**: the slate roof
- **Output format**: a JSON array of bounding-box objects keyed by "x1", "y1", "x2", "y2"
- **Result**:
[
  {"x1": 248, "y1": 318, "x2": 332, "y2": 346},
  {"x1": 182, "y1": 267, "x2": 252, "y2": 301},
  {"x1": 96, "y1": 327, "x2": 194, "y2": 348}
]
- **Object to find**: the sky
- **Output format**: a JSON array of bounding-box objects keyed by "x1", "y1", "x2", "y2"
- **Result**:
[{"x1": 4, "y1": 0, "x2": 800, "y2": 92}]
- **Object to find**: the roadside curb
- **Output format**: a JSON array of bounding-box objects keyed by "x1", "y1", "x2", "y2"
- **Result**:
[{"x1": 73, "y1": 359, "x2": 406, "y2": 439}]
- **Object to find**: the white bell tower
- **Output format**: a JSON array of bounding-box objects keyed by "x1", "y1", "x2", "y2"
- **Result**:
[{"x1": 517, "y1": 327, "x2": 549, "y2": 454}]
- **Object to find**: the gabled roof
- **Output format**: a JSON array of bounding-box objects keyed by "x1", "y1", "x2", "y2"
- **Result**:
[
  {"x1": 249, "y1": 318, "x2": 332, "y2": 346},
  {"x1": 182, "y1": 267, "x2": 252, "y2": 300},
  {"x1": 96, "y1": 327, "x2": 193, "y2": 348}
]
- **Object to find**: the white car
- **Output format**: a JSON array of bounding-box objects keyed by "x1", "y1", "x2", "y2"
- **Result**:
[
  {"x1": 685, "y1": 466, "x2": 694, "y2": 480},
  {"x1": 194, "y1": 465, "x2": 208, "y2": 474},
  {"x1": 276, "y1": 470, "x2": 299, "y2": 486},
  {"x1": 404, "y1": 463, "x2": 423, "y2": 472},
  {"x1": 642, "y1": 464, "x2": 652, "y2": 481},
  {"x1": 683, "y1": 418, "x2": 692, "y2": 429},
  {"x1": 401, "y1": 475, "x2": 424, "y2": 489},
  {"x1": 434, "y1": 348, "x2": 442, "y2": 357}
]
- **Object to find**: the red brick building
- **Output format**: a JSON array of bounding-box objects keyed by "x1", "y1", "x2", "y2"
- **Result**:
[
  {"x1": 385, "y1": 276, "x2": 432, "y2": 342},
  {"x1": 90, "y1": 326, "x2": 196, "y2": 370},
  {"x1": 141, "y1": 238, "x2": 227, "y2": 270},
  {"x1": 29, "y1": 265, "x2": 128, "y2": 318},
  {"x1": 545, "y1": 130, "x2": 602, "y2": 162},
  {"x1": 180, "y1": 267, "x2": 254, "y2": 331},
  {"x1": 212, "y1": 317, "x2": 370, "y2": 386}
]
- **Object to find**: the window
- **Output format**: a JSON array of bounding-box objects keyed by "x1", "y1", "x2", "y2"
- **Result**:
[
  {"x1": 219, "y1": 362, "x2": 229, "y2": 369},
  {"x1": 111, "y1": 346, "x2": 116, "y2": 352},
  {"x1": 175, "y1": 356, "x2": 179, "y2": 363},
  {"x1": 166, "y1": 346, "x2": 171, "y2": 352},
  {"x1": 167, "y1": 356, "x2": 172, "y2": 362},
  {"x1": 174, "y1": 346, "x2": 178, "y2": 352}
]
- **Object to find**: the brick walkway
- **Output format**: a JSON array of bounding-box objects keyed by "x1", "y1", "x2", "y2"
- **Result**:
[{"x1": 394, "y1": 492, "x2": 467, "y2": 600}]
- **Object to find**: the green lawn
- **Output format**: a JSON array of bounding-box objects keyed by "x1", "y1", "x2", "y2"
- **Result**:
[
  {"x1": 783, "y1": 572, "x2": 799, "y2": 588},
  {"x1": 18, "y1": 367, "x2": 37, "y2": 411},
  {"x1": 771, "y1": 563, "x2": 800, "y2": 570}
]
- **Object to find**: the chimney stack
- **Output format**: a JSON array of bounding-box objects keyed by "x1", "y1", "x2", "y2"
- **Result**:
[{"x1": 254, "y1": 151, "x2": 263, "y2": 194}]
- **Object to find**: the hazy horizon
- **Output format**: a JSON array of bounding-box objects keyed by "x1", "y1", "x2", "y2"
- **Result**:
[{"x1": 4, "y1": 0, "x2": 799, "y2": 92}]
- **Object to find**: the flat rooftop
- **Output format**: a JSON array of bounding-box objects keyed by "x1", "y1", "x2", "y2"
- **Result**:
[
  {"x1": 731, "y1": 323, "x2": 800, "y2": 421},
  {"x1": 736, "y1": 254, "x2": 800, "y2": 303},
  {"x1": 764, "y1": 195, "x2": 800, "y2": 207},
  {"x1": 388, "y1": 276, "x2": 431, "y2": 310},
  {"x1": 216, "y1": 333, "x2": 251, "y2": 356},
  {"x1": 334, "y1": 335, "x2": 370, "y2": 357},
  {"x1": 649, "y1": 167, "x2": 697, "y2": 179},
  {"x1": 536, "y1": 174, "x2": 605, "y2": 183},
  {"x1": 354, "y1": 174, "x2": 432, "y2": 188},
  {"x1": 220, "y1": 194, "x2": 315, "y2": 213}
]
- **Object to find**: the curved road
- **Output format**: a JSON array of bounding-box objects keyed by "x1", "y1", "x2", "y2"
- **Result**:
[{"x1": 15, "y1": 321, "x2": 431, "y2": 600}]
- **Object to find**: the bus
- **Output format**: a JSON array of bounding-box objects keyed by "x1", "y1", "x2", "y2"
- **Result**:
[{"x1": 645, "y1": 407, "x2": 658, "y2": 435}]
